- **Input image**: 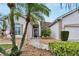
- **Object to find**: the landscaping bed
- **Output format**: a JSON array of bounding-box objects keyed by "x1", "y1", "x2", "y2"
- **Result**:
[
  {"x1": 49, "y1": 41, "x2": 79, "y2": 56},
  {"x1": 21, "y1": 44, "x2": 52, "y2": 56}
]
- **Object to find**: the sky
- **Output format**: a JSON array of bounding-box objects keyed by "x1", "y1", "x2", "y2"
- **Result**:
[{"x1": 0, "y1": 3, "x2": 77, "y2": 22}]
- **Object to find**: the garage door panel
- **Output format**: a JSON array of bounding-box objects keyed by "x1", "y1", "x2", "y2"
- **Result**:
[{"x1": 65, "y1": 27, "x2": 79, "y2": 40}]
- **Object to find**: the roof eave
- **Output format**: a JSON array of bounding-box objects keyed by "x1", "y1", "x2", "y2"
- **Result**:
[{"x1": 50, "y1": 8, "x2": 78, "y2": 27}]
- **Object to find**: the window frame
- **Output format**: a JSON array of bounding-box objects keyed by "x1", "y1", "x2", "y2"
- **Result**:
[{"x1": 15, "y1": 23, "x2": 23, "y2": 35}]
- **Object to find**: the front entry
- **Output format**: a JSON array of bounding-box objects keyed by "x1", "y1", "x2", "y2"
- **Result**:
[
  {"x1": 33, "y1": 24, "x2": 39, "y2": 38},
  {"x1": 33, "y1": 28, "x2": 39, "y2": 37}
]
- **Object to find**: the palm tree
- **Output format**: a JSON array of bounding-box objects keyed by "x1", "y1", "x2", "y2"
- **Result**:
[
  {"x1": 7, "y1": 3, "x2": 26, "y2": 55},
  {"x1": 0, "y1": 3, "x2": 18, "y2": 56},
  {"x1": 7, "y1": 3, "x2": 16, "y2": 46},
  {"x1": 7, "y1": 3, "x2": 20, "y2": 56},
  {"x1": 18, "y1": 3, "x2": 50, "y2": 51},
  {"x1": 0, "y1": 3, "x2": 50, "y2": 56}
]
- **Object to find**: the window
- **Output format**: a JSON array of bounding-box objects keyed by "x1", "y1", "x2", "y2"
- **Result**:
[
  {"x1": 15, "y1": 23, "x2": 23, "y2": 35},
  {"x1": 15, "y1": 27, "x2": 21, "y2": 35}
]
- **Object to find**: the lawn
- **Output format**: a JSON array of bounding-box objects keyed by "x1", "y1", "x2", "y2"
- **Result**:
[{"x1": 0, "y1": 44, "x2": 12, "y2": 50}]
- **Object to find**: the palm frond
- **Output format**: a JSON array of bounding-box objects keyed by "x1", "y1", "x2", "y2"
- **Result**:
[
  {"x1": 0, "y1": 47, "x2": 9, "y2": 56},
  {"x1": 16, "y1": 3, "x2": 25, "y2": 15},
  {"x1": 31, "y1": 4, "x2": 50, "y2": 17},
  {"x1": 2, "y1": 16, "x2": 9, "y2": 20},
  {"x1": 33, "y1": 12, "x2": 45, "y2": 20},
  {"x1": 61, "y1": 3, "x2": 79, "y2": 9},
  {"x1": 30, "y1": 13, "x2": 39, "y2": 24},
  {"x1": 2, "y1": 19, "x2": 7, "y2": 30},
  {"x1": 14, "y1": 11, "x2": 26, "y2": 20}
]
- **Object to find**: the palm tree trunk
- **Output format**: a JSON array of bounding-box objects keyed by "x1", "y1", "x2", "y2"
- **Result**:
[
  {"x1": 10, "y1": 9, "x2": 16, "y2": 46},
  {"x1": 19, "y1": 20, "x2": 29, "y2": 51},
  {"x1": 7, "y1": 4, "x2": 20, "y2": 56},
  {"x1": 7, "y1": 3, "x2": 16, "y2": 47}
]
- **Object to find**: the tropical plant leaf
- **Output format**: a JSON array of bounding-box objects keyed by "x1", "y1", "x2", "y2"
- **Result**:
[
  {"x1": 0, "y1": 47, "x2": 9, "y2": 56},
  {"x1": 2, "y1": 19, "x2": 7, "y2": 30}
]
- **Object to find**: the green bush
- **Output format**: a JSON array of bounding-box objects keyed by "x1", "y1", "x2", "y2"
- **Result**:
[
  {"x1": 61, "y1": 31, "x2": 69, "y2": 41},
  {"x1": 41, "y1": 26, "x2": 51, "y2": 37},
  {"x1": 10, "y1": 46, "x2": 20, "y2": 56},
  {"x1": 49, "y1": 41, "x2": 79, "y2": 56}
]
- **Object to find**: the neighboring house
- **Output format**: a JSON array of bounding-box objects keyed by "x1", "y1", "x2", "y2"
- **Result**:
[{"x1": 50, "y1": 9, "x2": 79, "y2": 41}]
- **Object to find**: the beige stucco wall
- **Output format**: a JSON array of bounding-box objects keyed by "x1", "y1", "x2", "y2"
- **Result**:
[
  {"x1": 6, "y1": 17, "x2": 33, "y2": 39},
  {"x1": 62, "y1": 11, "x2": 79, "y2": 30},
  {"x1": 27, "y1": 22, "x2": 33, "y2": 39},
  {"x1": 50, "y1": 22, "x2": 60, "y2": 40},
  {"x1": 14, "y1": 17, "x2": 26, "y2": 38}
]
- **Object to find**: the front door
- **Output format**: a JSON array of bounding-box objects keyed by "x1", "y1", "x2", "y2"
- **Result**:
[{"x1": 33, "y1": 28, "x2": 39, "y2": 37}]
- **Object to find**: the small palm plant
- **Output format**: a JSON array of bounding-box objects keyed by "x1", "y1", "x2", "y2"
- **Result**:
[{"x1": 1, "y1": 19, "x2": 7, "y2": 39}]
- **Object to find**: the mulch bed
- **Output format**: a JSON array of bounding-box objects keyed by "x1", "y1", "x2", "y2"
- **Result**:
[{"x1": 20, "y1": 44, "x2": 52, "y2": 56}]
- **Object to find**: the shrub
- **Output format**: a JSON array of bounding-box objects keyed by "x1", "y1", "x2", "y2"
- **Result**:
[
  {"x1": 61, "y1": 31, "x2": 69, "y2": 41},
  {"x1": 10, "y1": 46, "x2": 20, "y2": 56},
  {"x1": 49, "y1": 41, "x2": 79, "y2": 56},
  {"x1": 41, "y1": 26, "x2": 51, "y2": 37}
]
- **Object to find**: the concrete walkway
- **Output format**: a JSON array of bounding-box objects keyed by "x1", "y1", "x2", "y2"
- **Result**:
[{"x1": 29, "y1": 38, "x2": 49, "y2": 50}]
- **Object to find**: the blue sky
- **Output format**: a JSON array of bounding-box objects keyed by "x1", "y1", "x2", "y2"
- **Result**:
[{"x1": 0, "y1": 3, "x2": 77, "y2": 22}]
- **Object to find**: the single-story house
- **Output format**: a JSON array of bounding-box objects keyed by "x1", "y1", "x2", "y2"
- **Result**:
[{"x1": 50, "y1": 9, "x2": 79, "y2": 41}]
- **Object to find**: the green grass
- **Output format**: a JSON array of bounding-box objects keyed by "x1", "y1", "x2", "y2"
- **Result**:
[{"x1": 0, "y1": 44, "x2": 12, "y2": 50}]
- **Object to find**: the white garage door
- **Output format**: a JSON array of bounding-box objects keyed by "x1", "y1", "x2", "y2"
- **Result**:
[{"x1": 65, "y1": 27, "x2": 79, "y2": 41}]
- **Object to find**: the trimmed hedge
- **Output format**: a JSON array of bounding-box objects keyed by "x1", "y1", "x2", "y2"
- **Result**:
[
  {"x1": 49, "y1": 41, "x2": 79, "y2": 56},
  {"x1": 61, "y1": 31, "x2": 69, "y2": 41}
]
